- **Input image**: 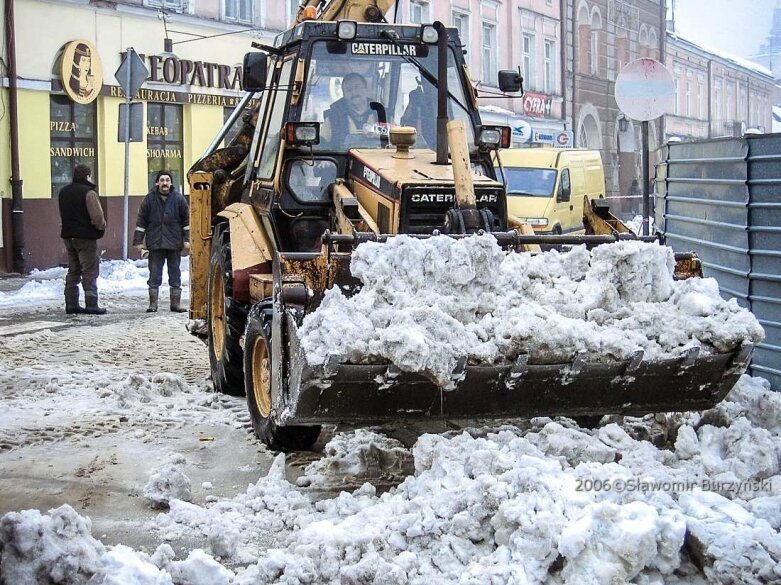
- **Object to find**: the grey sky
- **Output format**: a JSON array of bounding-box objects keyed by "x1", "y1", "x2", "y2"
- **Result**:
[{"x1": 669, "y1": 0, "x2": 775, "y2": 59}]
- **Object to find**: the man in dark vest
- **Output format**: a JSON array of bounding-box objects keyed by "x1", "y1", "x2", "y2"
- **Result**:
[
  {"x1": 321, "y1": 72, "x2": 386, "y2": 149},
  {"x1": 132, "y1": 170, "x2": 190, "y2": 313},
  {"x1": 58, "y1": 164, "x2": 107, "y2": 315}
]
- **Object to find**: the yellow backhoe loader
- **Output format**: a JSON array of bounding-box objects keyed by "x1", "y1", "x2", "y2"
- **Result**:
[{"x1": 186, "y1": 0, "x2": 753, "y2": 450}]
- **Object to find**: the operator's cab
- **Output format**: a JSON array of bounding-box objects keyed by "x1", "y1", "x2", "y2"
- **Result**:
[{"x1": 231, "y1": 20, "x2": 502, "y2": 252}]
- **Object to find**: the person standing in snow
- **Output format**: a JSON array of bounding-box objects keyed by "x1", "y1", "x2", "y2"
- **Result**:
[
  {"x1": 58, "y1": 164, "x2": 107, "y2": 315},
  {"x1": 132, "y1": 170, "x2": 190, "y2": 313}
]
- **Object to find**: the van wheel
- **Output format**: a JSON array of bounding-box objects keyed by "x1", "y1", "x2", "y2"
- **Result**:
[
  {"x1": 244, "y1": 304, "x2": 321, "y2": 451},
  {"x1": 207, "y1": 222, "x2": 248, "y2": 396}
]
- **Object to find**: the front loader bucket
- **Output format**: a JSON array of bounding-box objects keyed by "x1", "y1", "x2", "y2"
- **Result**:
[
  {"x1": 278, "y1": 316, "x2": 752, "y2": 425},
  {"x1": 272, "y1": 247, "x2": 754, "y2": 427}
]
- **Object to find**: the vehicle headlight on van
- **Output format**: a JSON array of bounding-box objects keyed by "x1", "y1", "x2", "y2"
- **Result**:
[{"x1": 525, "y1": 218, "x2": 549, "y2": 227}]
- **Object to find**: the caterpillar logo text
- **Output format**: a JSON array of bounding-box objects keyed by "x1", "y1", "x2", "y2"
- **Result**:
[
  {"x1": 352, "y1": 43, "x2": 419, "y2": 56},
  {"x1": 411, "y1": 193, "x2": 498, "y2": 204}
]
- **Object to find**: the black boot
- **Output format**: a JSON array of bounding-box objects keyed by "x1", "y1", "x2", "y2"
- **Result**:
[
  {"x1": 65, "y1": 289, "x2": 85, "y2": 314},
  {"x1": 146, "y1": 288, "x2": 159, "y2": 313},
  {"x1": 170, "y1": 287, "x2": 187, "y2": 313},
  {"x1": 84, "y1": 295, "x2": 107, "y2": 315}
]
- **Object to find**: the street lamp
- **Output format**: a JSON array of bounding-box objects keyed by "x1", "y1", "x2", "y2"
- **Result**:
[{"x1": 618, "y1": 115, "x2": 629, "y2": 132}]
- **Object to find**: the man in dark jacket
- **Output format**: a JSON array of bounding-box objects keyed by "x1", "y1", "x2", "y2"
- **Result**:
[
  {"x1": 132, "y1": 170, "x2": 190, "y2": 313},
  {"x1": 321, "y1": 72, "x2": 386, "y2": 149},
  {"x1": 58, "y1": 164, "x2": 107, "y2": 315}
]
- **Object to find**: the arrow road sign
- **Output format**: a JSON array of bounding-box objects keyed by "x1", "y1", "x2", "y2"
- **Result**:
[{"x1": 115, "y1": 48, "x2": 149, "y2": 98}]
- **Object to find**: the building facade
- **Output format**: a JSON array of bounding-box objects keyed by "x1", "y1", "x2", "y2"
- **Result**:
[
  {"x1": 665, "y1": 32, "x2": 774, "y2": 142},
  {"x1": 0, "y1": 0, "x2": 296, "y2": 272},
  {"x1": 396, "y1": 0, "x2": 569, "y2": 148},
  {"x1": 563, "y1": 0, "x2": 665, "y2": 211}
]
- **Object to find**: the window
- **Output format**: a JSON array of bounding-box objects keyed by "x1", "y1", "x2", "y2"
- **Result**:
[
  {"x1": 144, "y1": 0, "x2": 182, "y2": 10},
  {"x1": 522, "y1": 34, "x2": 535, "y2": 90},
  {"x1": 223, "y1": 106, "x2": 244, "y2": 147},
  {"x1": 452, "y1": 11, "x2": 470, "y2": 68},
  {"x1": 544, "y1": 39, "x2": 555, "y2": 94},
  {"x1": 147, "y1": 103, "x2": 184, "y2": 193},
  {"x1": 686, "y1": 80, "x2": 691, "y2": 117},
  {"x1": 482, "y1": 22, "x2": 497, "y2": 85},
  {"x1": 287, "y1": 0, "x2": 300, "y2": 24},
  {"x1": 714, "y1": 81, "x2": 722, "y2": 121},
  {"x1": 224, "y1": 0, "x2": 253, "y2": 23},
  {"x1": 698, "y1": 81, "x2": 704, "y2": 118},
  {"x1": 410, "y1": 0, "x2": 430, "y2": 24},
  {"x1": 256, "y1": 58, "x2": 294, "y2": 179},
  {"x1": 50, "y1": 96, "x2": 98, "y2": 198},
  {"x1": 589, "y1": 30, "x2": 599, "y2": 75},
  {"x1": 673, "y1": 79, "x2": 679, "y2": 115}
]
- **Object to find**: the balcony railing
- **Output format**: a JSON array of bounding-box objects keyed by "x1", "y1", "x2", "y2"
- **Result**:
[{"x1": 710, "y1": 119, "x2": 745, "y2": 137}]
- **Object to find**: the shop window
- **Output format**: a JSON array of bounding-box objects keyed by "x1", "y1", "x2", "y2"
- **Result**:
[
  {"x1": 147, "y1": 103, "x2": 184, "y2": 193},
  {"x1": 50, "y1": 95, "x2": 98, "y2": 198},
  {"x1": 224, "y1": 0, "x2": 253, "y2": 24}
]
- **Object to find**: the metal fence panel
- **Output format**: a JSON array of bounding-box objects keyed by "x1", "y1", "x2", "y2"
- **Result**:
[{"x1": 656, "y1": 134, "x2": 781, "y2": 390}]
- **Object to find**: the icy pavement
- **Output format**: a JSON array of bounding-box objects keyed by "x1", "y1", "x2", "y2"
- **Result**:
[{"x1": 1, "y1": 248, "x2": 779, "y2": 584}]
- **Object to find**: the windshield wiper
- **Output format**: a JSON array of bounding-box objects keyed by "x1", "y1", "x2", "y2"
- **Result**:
[{"x1": 378, "y1": 30, "x2": 468, "y2": 114}]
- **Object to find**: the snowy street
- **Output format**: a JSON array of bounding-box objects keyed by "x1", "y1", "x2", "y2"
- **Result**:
[{"x1": 1, "y1": 254, "x2": 780, "y2": 584}]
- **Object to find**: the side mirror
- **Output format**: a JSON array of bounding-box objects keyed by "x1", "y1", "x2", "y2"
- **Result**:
[
  {"x1": 242, "y1": 52, "x2": 267, "y2": 92},
  {"x1": 558, "y1": 169, "x2": 571, "y2": 202},
  {"x1": 498, "y1": 69, "x2": 523, "y2": 93}
]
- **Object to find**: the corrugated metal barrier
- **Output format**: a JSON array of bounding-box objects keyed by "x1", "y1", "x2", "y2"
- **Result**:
[{"x1": 656, "y1": 134, "x2": 781, "y2": 390}]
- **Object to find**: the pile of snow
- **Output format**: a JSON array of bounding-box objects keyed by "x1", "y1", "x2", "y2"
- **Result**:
[
  {"x1": 144, "y1": 454, "x2": 193, "y2": 509},
  {"x1": 296, "y1": 429, "x2": 414, "y2": 487},
  {"x1": 625, "y1": 214, "x2": 655, "y2": 236},
  {"x1": 300, "y1": 236, "x2": 763, "y2": 387},
  {"x1": 4, "y1": 376, "x2": 779, "y2": 584}
]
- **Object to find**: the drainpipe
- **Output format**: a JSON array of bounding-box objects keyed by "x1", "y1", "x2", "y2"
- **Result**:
[
  {"x1": 4, "y1": 0, "x2": 26, "y2": 273},
  {"x1": 560, "y1": 0, "x2": 567, "y2": 125}
]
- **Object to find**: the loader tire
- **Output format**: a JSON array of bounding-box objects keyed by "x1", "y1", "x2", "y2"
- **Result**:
[
  {"x1": 207, "y1": 222, "x2": 248, "y2": 396},
  {"x1": 244, "y1": 303, "x2": 321, "y2": 451}
]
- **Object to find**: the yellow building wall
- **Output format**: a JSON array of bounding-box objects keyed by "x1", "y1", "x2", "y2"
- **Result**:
[
  {"x1": 17, "y1": 90, "x2": 51, "y2": 199},
  {"x1": 99, "y1": 96, "x2": 149, "y2": 198},
  {"x1": 186, "y1": 105, "x2": 225, "y2": 170}
]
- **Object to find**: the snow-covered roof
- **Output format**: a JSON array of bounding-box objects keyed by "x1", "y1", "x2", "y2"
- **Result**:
[{"x1": 668, "y1": 31, "x2": 774, "y2": 79}]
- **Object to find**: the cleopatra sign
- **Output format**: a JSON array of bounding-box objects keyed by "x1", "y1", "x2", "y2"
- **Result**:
[{"x1": 59, "y1": 40, "x2": 103, "y2": 104}]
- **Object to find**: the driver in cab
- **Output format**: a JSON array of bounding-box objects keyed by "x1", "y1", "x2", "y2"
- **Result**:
[{"x1": 321, "y1": 72, "x2": 386, "y2": 149}]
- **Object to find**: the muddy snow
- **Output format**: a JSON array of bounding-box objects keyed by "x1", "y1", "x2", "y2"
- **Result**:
[{"x1": 1, "y1": 243, "x2": 780, "y2": 584}]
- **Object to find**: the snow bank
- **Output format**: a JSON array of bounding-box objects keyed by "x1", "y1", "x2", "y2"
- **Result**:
[
  {"x1": 0, "y1": 258, "x2": 189, "y2": 309},
  {"x1": 299, "y1": 236, "x2": 763, "y2": 387}
]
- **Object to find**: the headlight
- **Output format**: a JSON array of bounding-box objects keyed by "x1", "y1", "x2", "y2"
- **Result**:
[
  {"x1": 477, "y1": 125, "x2": 511, "y2": 149},
  {"x1": 337, "y1": 20, "x2": 358, "y2": 40},
  {"x1": 421, "y1": 25, "x2": 438, "y2": 44},
  {"x1": 285, "y1": 122, "x2": 320, "y2": 146},
  {"x1": 525, "y1": 218, "x2": 549, "y2": 227}
]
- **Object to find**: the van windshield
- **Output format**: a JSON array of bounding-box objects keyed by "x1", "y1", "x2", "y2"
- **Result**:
[{"x1": 499, "y1": 167, "x2": 558, "y2": 197}]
